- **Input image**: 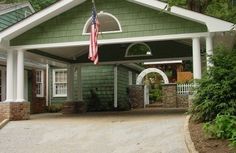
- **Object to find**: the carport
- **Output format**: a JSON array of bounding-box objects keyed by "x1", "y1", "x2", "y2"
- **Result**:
[{"x1": 0, "y1": 0, "x2": 234, "y2": 120}]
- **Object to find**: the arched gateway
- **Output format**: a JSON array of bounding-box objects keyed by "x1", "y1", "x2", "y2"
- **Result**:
[{"x1": 136, "y1": 68, "x2": 169, "y2": 85}]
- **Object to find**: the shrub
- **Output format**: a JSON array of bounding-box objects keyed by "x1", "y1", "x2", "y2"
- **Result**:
[
  {"x1": 190, "y1": 46, "x2": 236, "y2": 122},
  {"x1": 47, "y1": 104, "x2": 63, "y2": 113},
  {"x1": 203, "y1": 114, "x2": 236, "y2": 147}
]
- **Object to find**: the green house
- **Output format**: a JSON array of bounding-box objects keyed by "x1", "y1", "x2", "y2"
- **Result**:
[{"x1": 0, "y1": 0, "x2": 234, "y2": 120}]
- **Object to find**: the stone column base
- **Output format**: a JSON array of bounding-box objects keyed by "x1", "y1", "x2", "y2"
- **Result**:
[
  {"x1": 0, "y1": 102, "x2": 30, "y2": 121},
  {"x1": 63, "y1": 101, "x2": 86, "y2": 114}
]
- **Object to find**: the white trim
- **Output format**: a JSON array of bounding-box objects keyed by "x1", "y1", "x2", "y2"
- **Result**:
[
  {"x1": 125, "y1": 42, "x2": 152, "y2": 57},
  {"x1": 82, "y1": 11, "x2": 122, "y2": 35},
  {"x1": 24, "y1": 70, "x2": 28, "y2": 101},
  {"x1": 128, "y1": 71, "x2": 132, "y2": 85},
  {"x1": 11, "y1": 32, "x2": 210, "y2": 50},
  {"x1": 36, "y1": 70, "x2": 44, "y2": 97},
  {"x1": 128, "y1": 0, "x2": 235, "y2": 32},
  {"x1": 52, "y1": 68, "x2": 67, "y2": 97},
  {"x1": 144, "y1": 60, "x2": 183, "y2": 65},
  {"x1": 114, "y1": 66, "x2": 118, "y2": 108},
  {"x1": 136, "y1": 68, "x2": 169, "y2": 85},
  {"x1": 46, "y1": 64, "x2": 49, "y2": 106}
]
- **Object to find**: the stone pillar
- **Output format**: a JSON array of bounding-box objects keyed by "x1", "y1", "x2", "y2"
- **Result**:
[
  {"x1": 0, "y1": 50, "x2": 30, "y2": 121},
  {"x1": 162, "y1": 84, "x2": 177, "y2": 108},
  {"x1": 206, "y1": 35, "x2": 213, "y2": 69},
  {"x1": 129, "y1": 85, "x2": 144, "y2": 108},
  {"x1": 192, "y1": 37, "x2": 202, "y2": 79}
]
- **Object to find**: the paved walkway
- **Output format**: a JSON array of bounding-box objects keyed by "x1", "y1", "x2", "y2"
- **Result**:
[{"x1": 0, "y1": 109, "x2": 188, "y2": 153}]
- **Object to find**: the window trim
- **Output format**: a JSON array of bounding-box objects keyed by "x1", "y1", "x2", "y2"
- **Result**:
[
  {"x1": 125, "y1": 42, "x2": 152, "y2": 57},
  {"x1": 82, "y1": 11, "x2": 122, "y2": 35},
  {"x1": 36, "y1": 70, "x2": 44, "y2": 98},
  {"x1": 52, "y1": 69, "x2": 67, "y2": 97}
]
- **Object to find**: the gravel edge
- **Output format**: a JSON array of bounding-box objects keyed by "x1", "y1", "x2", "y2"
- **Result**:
[
  {"x1": 0, "y1": 119, "x2": 9, "y2": 130},
  {"x1": 184, "y1": 115, "x2": 199, "y2": 153}
]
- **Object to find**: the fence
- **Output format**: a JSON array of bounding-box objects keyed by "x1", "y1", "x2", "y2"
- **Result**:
[{"x1": 177, "y1": 84, "x2": 194, "y2": 95}]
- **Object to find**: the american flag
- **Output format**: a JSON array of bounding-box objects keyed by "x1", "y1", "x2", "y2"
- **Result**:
[{"x1": 88, "y1": 2, "x2": 99, "y2": 65}]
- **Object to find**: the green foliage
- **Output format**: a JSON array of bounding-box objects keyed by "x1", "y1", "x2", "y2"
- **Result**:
[
  {"x1": 149, "y1": 86, "x2": 162, "y2": 102},
  {"x1": 203, "y1": 114, "x2": 236, "y2": 147},
  {"x1": 205, "y1": 0, "x2": 236, "y2": 23},
  {"x1": 190, "y1": 46, "x2": 236, "y2": 122}
]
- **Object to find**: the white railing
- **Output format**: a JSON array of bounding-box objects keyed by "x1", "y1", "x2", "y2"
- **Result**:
[{"x1": 177, "y1": 84, "x2": 194, "y2": 95}]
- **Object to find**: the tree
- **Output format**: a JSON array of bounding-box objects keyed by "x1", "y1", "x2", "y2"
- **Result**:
[{"x1": 165, "y1": 0, "x2": 236, "y2": 23}]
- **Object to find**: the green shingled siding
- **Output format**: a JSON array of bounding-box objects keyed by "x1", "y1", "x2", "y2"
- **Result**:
[
  {"x1": 0, "y1": 7, "x2": 32, "y2": 31},
  {"x1": 82, "y1": 65, "x2": 114, "y2": 110},
  {"x1": 117, "y1": 66, "x2": 129, "y2": 108},
  {"x1": 11, "y1": 0, "x2": 207, "y2": 45}
]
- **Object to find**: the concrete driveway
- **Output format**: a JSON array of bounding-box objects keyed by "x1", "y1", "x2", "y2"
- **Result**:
[{"x1": 0, "y1": 109, "x2": 188, "y2": 153}]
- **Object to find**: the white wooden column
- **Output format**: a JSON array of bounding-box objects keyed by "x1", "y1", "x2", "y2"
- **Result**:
[
  {"x1": 192, "y1": 37, "x2": 202, "y2": 79},
  {"x1": 206, "y1": 35, "x2": 213, "y2": 69},
  {"x1": 67, "y1": 64, "x2": 74, "y2": 101},
  {"x1": 77, "y1": 65, "x2": 83, "y2": 101},
  {"x1": 16, "y1": 49, "x2": 25, "y2": 102},
  {"x1": 114, "y1": 66, "x2": 118, "y2": 108},
  {"x1": 5, "y1": 50, "x2": 14, "y2": 102}
]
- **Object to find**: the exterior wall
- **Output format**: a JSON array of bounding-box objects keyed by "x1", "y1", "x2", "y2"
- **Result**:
[
  {"x1": 117, "y1": 66, "x2": 129, "y2": 109},
  {"x1": 82, "y1": 65, "x2": 114, "y2": 111},
  {"x1": 176, "y1": 95, "x2": 189, "y2": 108},
  {"x1": 11, "y1": 0, "x2": 207, "y2": 45},
  {"x1": 30, "y1": 69, "x2": 46, "y2": 114}
]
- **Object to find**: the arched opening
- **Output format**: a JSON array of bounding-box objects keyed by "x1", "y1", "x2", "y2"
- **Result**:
[
  {"x1": 136, "y1": 68, "x2": 169, "y2": 85},
  {"x1": 125, "y1": 43, "x2": 152, "y2": 57},
  {"x1": 83, "y1": 12, "x2": 122, "y2": 34}
]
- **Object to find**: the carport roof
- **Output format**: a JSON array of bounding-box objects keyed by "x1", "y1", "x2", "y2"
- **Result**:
[{"x1": 0, "y1": 0, "x2": 235, "y2": 43}]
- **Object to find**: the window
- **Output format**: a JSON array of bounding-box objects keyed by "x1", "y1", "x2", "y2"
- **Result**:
[
  {"x1": 83, "y1": 12, "x2": 122, "y2": 35},
  {"x1": 125, "y1": 43, "x2": 152, "y2": 57},
  {"x1": 53, "y1": 69, "x2": 67, "y2": 97},
  {"x1": 36, "y1": 70, "x2": 44, "y2": 97}
]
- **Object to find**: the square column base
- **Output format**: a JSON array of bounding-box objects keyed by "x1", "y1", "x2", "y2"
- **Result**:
[
  {"x1": 0, "y1": 102, "x2": 30, "y2": 121},
  {"x1": 63, "y1": 101, "x2": 86, "y2": 114}
]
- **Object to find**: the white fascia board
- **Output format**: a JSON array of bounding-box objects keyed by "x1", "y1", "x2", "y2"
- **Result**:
[
  {"x1": 144, "y1": 60, "x2": 183, "y2": 65},
  {"x1": 124, "y1": 63, "x2": 145, "y2": 72},
  {"x1": 129, "y1": 0, "x2": 235, "y2": 32},
  {"x1": 0, "y1": 0, "x2": 86, "y2": 41},
  {"x1": 12, "y1": 32, "x2": 210, "y2": 50}
]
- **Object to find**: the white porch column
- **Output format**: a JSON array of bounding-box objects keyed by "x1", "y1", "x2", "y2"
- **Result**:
[
  {"x1": 67, "y1": 64, "x2": 74, "y2": 101},
  {"x1": 192, "y1": 37, "x2": 202, "y2": 79},
  {"x1": 206, "y1": 35, "x2": 213, "y2": 69},
  {"x1": 77, "y1": 65, "x2": 83, "y2": 101},
  {"x1": 16, "y1": 49, "x2": 25, "y2": 102},
  {"x1": 5, "y1": 50, "x2": 14, "y2": 102},
  {"x1": 114, "y1": 66, "x2": 118, "y2": 108}
]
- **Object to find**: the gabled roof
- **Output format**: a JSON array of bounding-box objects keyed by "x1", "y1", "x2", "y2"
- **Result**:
[
  {"x1": 0, "y1": 2, "x2": 34, "y2": 15},
  {"x1": 0, "y1": 2, "x2": 35, "y2": 32},
  {"x1": 0, "y1": 0, "x2": 235, "y2": 45}
]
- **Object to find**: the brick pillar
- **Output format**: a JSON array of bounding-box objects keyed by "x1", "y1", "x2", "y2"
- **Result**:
[
  {"x1": 0, "y1": 102, "x2": 30, "y2": 121},
  {"x1": 129, "y1": 85, "x2": 144, "y2": 109},
  {"x1": 162, "y1": 84, "x2": 177, "y2": 108}
]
